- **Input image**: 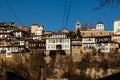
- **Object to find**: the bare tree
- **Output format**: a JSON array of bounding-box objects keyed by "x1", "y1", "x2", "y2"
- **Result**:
[
  {"x1": 0, "y1": 59, "x2": 7, "y2": 80},
  {"x1": 96, "y1": 0, "x2": 120, "y2": 9},
  {"x1": 30, "y1": 52, "x2": 45, "y2": 80},
  {"x1": 81, "y1": 22, "x2": 94, "y2": 30}
]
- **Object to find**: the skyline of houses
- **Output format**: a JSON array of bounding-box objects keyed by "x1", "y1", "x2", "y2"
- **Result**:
[{"x1": 0, "y1": 20, "x2": 120, "y2": 59}]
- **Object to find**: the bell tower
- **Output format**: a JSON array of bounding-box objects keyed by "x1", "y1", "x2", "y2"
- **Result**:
[
  {"x1": 75, "y1": 20, "x2": 81, "y2": 33},
  {"x1": 75, "y1": 20, "x2": 82, "y2": 39}
]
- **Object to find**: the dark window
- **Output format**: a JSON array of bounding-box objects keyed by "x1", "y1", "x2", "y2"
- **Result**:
[{"x1": 56, "y1": 45, "x2": 62, "y2": 49}]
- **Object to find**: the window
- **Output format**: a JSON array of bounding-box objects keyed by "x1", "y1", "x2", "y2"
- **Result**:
[
  {"x1": 89, "y1": 39, "x2": 91, "y2": 41},
  {"x1": 78, "y1": 46, "x2": 80, "y2": 49},
  {"x1": 105, "y1": 48, "x2": 108, "y2": 50},
  {"x1": 117, "y1": 29, "x2": 120, "y2": 32},
  {"x1": 56, "y1": 39, "x2": 59, "y2": 43},
  {"x1": 66, "y1": 39, "x2": 69, "y2": 43},
  {"x1": 118, "y1": 22, "x2": 120, "y2": 26},
  {"x1": 104, "y1": 38, "x2": 108, "y2": 41},
  {"x1": 6, "y1": 52, "x2": 12, "y2": 57},
  {"x1": 60, "y1": 39, "x2": 62, "y2": 43},
  {"x1": 64, "y1": 45, "x2": 69, "y2": 48},
  {"x1": 21, "y1": 41, "x2": 23, "y2": 43},
  {"x1": 53, "y1": 40, "x2": 55, "y2": 43},
  {"x1": 72, "y1": 46, "x2": 75, "y2": 49},
  {"x1": 104, "y1": 43, "x2": 108, "y2": 46},
  {"x1": 101, "y1": 39, "x2": 103, "y2": 41},
  {"x1": 113, "y1": 39, "x2": 117, "y2": 42},
  {"x1": 77, "y1": 24, "x2": 80, "y2": 26},
  {"x1": 8, "y1": 48, "x2": 10, "y2": 50},
  {"x1": 56, "y1": 45, "x2": 62, "y2": 49},
  {"x1": 64, "y1": 39, "x2": 67, "y2": 43}
]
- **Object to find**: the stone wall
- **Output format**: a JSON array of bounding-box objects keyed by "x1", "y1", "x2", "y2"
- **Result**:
[
  {"x1": 0, "y1": 53, "x2": 30, "y2": 80},
  {"x1": 0, "y1": 52, "x2": 120, "y2": 80}
]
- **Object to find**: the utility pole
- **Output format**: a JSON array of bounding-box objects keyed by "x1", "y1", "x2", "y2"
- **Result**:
[{"x1": 40, "y1": 67, "x2": 43, "y2": 80}]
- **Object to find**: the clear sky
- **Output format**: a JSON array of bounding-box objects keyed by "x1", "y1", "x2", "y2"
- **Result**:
[{"x1": 0, "y1": 0, "x2": 120, "y2": 31}]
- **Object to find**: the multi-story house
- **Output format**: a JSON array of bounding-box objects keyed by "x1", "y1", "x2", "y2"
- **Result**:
[
  {"x1": 82, "y1": 36, "x2": 95, "y2": 48},
  {"x1": 11, "y1": 30, "x2": 29, "y2": 38},
  {"x1": 18, "y1": 26, "x2": 30, "y2": 34},
  {"x1": 81, "y1": 31, "x2": 112, "y2": 53},
  {"x1": 0, "y1": 39, "x2": 7, "y2": 53},
  {"x1": 0, "y1": 22, "x2": 30, "y2": 55},
  {"x1": 82, "y1": 36, "x2": 96, "y2": 53},
  {"x1": 0, "y1": 20, "x2": 120, "y2": 55},
  {"x1": 95, "y1": 35, "x2": 111, "y2": 53},
  {"x1": 0, "y1": 38, "x2": 23, "y2": 53},
  {"x1": 71, "y1": 38, "x2": 82, "y2": 62},
  {"x1": 111, "y1": 35, "x2": 120, "y2": 51},
  {"x1": 82, "y1": 33, "x2": 112, "y2": 53},
  {"x1": 0, "y1": 22, "x2": 17, "y2": 29},
  {"x1": 31, "y1": 24, "x2": 44, "y2": 35},
  {"x1": 28, "y1": 40, "x2": 46, "y2": 53},
  {"x1": 30, "y1": 24, "x2": 44, "y2": 40},
  {"x1": 46, "y1": 32, "x2": 71, "y2": 55},
  {"x1": 30, "y1": 34, "x2": 43, "y2": 40},
  {"x1": 2, "y1": 37, "x2": 28, "y2": 53},
  {"x1": 113, "y1": 20, "x2": 120, "y2": 35},
  {"x1": 0, "y1": 32, "x2": 11, "y2": 39}
]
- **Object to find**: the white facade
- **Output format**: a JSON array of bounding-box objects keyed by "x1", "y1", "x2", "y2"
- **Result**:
[
  {"x1": 35, "y1": 26, "x2": 44, "y2": 35},
  {"x1": 0, "y1": 48, "x2": 6, "y2": 53},
  {"x1": 46, "y1": 38, "x2": 70, "y2": 50},
  {"x1": 46, "y1": 34, "x2": 70, "y2": 50},
  {"x1": 0, "y1": 34, "x2": 9, "y2": 38},
  {"x1": 82, "y1": 37, "x2": 110, "y2": 53},
  {"x1": 82, "y1": 38, "x2": 95, "y2": 43},
  {"x1": 6, "y1": 50, "x2": 12, "y2": 57},
  {"x1": 31, "y1": 24, "x2": 44, "y2": 35},
  {"x1": 32, "y1": 36, "x2": 42, "y2": 40},
  {"x1": 31, "y1": 24, "x2": 38, "y2": 34},
  {"x1": 98, "y1": 43, "x2": 110, "y2": 53},
  {"x1": 20, "y1": 41, "x2": 25, "y2": 45},
  {"x1": 82, "y1": 37, "x2": 96, "y2": 49},
  {"x1": 96, "y1": 21, "x2": 104, "y2": 30},
  {"x1": 0, "y1": 40, "x2": 25, "y2": 53},
  {"x1": 113, "y1": 20, "x2": 120, "y2": 34},
  {"x1": 6, "y1": 47, "x2": 19, "y2": 52},
  {"x1": 14, "y1": 31, "x2": 22, "y2": 37}
]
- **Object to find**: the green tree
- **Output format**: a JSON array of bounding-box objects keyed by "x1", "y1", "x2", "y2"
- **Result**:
[{"x1": 76, "y1": 28, "x2": 82, "y2": 39}]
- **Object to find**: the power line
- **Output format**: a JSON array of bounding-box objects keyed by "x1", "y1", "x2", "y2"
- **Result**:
[
  {"x1": 62, "y1": 0, "x2": 68, "y2": 28},
  {"x1": 65, "y1": 0, "x2": 72, "y2": 28},
  {"x1": 4, "y1": 0, "x2": 21, "y2": 24},
  {"x1": 62, "y1": 0, "x2": 72, "y2": 29}
]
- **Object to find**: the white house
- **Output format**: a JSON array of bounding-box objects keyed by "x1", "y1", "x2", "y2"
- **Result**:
[
  {"x1": 82, "y1": 37, "x2": 96, "y2": 49},
  {"x1": 46, "y1": 32, "x2": 71, "y2": 55},
  {"x1": 82, "y1": 35, "x2": 111, "y2": 53},
  {"x1": 113, "y1": 20, "x2": 120, "y2": 35}
]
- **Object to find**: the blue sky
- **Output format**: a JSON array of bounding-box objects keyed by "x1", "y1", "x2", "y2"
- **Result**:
[{"x1": 0, "y1": 0, "x2": 120, "y2": 31}]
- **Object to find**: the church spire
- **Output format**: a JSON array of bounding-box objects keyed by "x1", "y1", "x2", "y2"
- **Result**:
[
  {"x1": 75, "y1": 20, "x2": 81, "y2": 33},
  {"x1": 75, "y1": 20, "x2": 82, "y2": 39}
]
